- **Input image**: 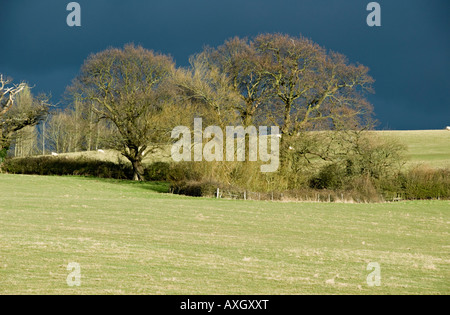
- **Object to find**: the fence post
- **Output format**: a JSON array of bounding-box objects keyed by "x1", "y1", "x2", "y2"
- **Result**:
[{"x1": 217, "y1": 188, "x2": 220, "y2": 199}]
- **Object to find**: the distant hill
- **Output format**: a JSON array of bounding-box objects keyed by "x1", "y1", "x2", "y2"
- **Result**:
[{"x1": 377, "y1": 130, "x2": 450, "y2": 168}]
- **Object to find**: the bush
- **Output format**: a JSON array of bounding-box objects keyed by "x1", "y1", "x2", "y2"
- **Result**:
[
  {"x1": 375, "y1": 165, "x2": 450, "y2": 200},
  {"x1": 165, "y1": 162, "x2": 202, "y2": 182},
  {"x1": 402, "y1": 166, "x2": 450, "y2": 200},
  {"x1": 346, "y1": 175, "x2": 384, "y2": 202},
  {"x1": 309, "y1": 163, "x2": 346, "y2": 190},
  {"x1": 2, "y1": 157, "x2": 202, "y2": 183},
  {"x1": 170, "y1": 180, "x2": 221, "y2": 197},
  {"x1": 4, "y1": 154, "x2": 448, "y2": 202},
  {"x1": 144, "y1": 162, "x2": 171, "y2": 181},
  {"x1": 0, "y1": 148, "x2": 7, "y2": 164},
  {"x1": 2, "y1": 156, "x2": 133, "y2": 179}
]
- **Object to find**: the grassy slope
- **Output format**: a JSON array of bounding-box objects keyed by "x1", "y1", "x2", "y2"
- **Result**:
[
  {"x1": 48, "y1": 146, "x2": 171, "y2": 165},
  {"x1": 377, "y1": 130, "x2": 450, "y2": 168},
  {"x1": 0, "y1": 174, "x2": 448, "y2": 295},
  {"x1": 47, "y1": 130, "x2": 450, "y2": 168}
]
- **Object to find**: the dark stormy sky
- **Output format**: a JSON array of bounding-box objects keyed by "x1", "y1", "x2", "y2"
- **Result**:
[{"x1": 0, "y1": 0, "x2": 449, "y2": 130}]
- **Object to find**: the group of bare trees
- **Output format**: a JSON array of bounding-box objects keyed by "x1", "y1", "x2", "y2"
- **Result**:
[
  {"x1": 168, "y1": 34, "x2": 377, "y2": 187},
  {"x1": 0, "y1": 78, "x2": 111, "y2": 160},
  {"x1": 44, "y1": 99, "x2": 114, "y2": 155},
  {"x1": 3, "y1": 33, "x2": 386, "y2": 183},
  {"x1": 188, "y1": 35, "x2": 374, "y2": 131}
]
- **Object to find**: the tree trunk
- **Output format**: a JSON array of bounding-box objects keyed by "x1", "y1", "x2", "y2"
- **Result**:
[
  {"x1": 42, "y1": 121, "x2": 46, "y2": 155},
  {"x1": 282, "y1": 101, "x2": 292, "y2": 136},
  {"x1": 95, "y1": 122, "x2": 100, "y2": 151},
  {"x1": 131, "y1": 158, "x2": 145, "y2": 181}
]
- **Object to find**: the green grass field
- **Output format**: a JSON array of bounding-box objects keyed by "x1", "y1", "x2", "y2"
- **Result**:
[
  {"x1": 0, "y1": 174, "x2": 448, "y2": 295},
  {"x1": 377, "y1": 130, "x2": 450, "y2": 168}
]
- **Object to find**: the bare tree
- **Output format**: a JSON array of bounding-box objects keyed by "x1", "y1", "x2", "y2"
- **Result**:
[
  {"x1": 69, "y1": 44, "x2": 176, "y2": 181},
  {"x1": 0, "y1": 75, "x2": 26, "y2": 116},
  {"x1": 0, "y1": 76, "x2": 49, "y2": 162},
  {"x1": 172, "y1": 53, "x2": 241, "y2": 128},
  {"x1": 253, "y1": 33, "x2": 374, "y2": 135},
  {"x1": 12, "y1": 126, "x2": 37, "y2": 158},
  {"x1": 44, "y1": 110, "x2": 72, "y2": 153},
  {"x1": 199, "y1": 37, "x2": 272, "y2": 127}
]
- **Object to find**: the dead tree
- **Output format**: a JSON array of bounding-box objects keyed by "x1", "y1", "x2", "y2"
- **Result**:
[{"x1": 1, "y1": 75, "x2": 49, "y2": 162}]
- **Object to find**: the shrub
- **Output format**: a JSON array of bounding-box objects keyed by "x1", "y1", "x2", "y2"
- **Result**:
[
  {"x1": 165, "y1": 162, "x2": 202, "y2": 182},
  {"x1": 375, "y1": 165, "x2": 450, "y2": 200},
  {"x1": 309, "y1": 163, "x2": 346, "y2": 190},
  {"x1": 143, "y1": 162, "x2": 171, "y2": 181},
  {"x1": 170, "y1": 180, "x2": 221, "y2": 197},
  {"x1": 402, "y1": 166, "x2": 450, "y2": 200},
  {"x1": 0, "y1": 148, "x2": 7, "y2": 164},
  {"x1": 2, "y1": 156, "x2": 132, "y2": 179},
  {"x1": 345, "y1": 174, "x2": 384, "y2": 202}
]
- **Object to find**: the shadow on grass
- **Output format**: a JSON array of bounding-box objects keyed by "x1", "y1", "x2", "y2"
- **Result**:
[{"x1": 68, "y1": 176, "x2": 171, "y2": 194}]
